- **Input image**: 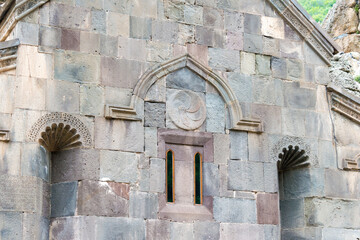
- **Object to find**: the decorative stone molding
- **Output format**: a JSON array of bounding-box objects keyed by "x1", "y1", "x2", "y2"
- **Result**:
[
  {"x1": 0, "y1": 130, "x2": 10, "y2": 142},
  {"x1": 328, "y1": 83, "x2": 360, "y2": 125},
  {"x1": 0, "y1": 38, "x2": 19, "y2": 73},
  {"x1": 277, "y1": 145, "x2": 309, "y2": 171},
  {"x1": 28, "y1": 113, "x2": 92, "y2": 151},
  {"x1": 106, "y1": 54, "x2": 263, "y2": 133},
  {"x1": 266, "y1": 0, "x2": 340, "y2": 64},
  {"x1": 0, "y1": 0, "x2": 49, "y2": 41},
  {"x1": 344, "y1": 157, "x2": 360, "y2": 171}
]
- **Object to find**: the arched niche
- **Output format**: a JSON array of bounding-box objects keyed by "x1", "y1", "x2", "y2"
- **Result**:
[{"x1": 105, "y1": 54, "x2": 263, "y2": 133}]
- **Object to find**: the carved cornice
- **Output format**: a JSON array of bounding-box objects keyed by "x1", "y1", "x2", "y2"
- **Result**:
[
  {"x1": 0, "y1": 0, "x2": 49, "y2": 41},
  {"x1": 105, "y1": 104, "x2": 141, "y2": 121},
  {"x1": 0, "y1": 130, "x2": 10, "y2": 142},
  {"x1": 266, "y1": 0, "x2": 340, "y2": 64},
  {"x1": 0, "y1": 38, "x2": 19, "y2": 73},
  {"x1": 344, "y1": 157, "x2": 360, "y2": 171},
  {"x1": 327, "y1": 83, "x2": 360, "y2": 125},
  {"x1": 277, "y1": 145, "x2": 310, "y2": 171}
]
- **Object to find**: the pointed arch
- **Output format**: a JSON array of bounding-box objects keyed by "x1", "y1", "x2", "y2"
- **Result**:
[{"x1": 105, "y1": 54, "x2": 262, "y2": 132}]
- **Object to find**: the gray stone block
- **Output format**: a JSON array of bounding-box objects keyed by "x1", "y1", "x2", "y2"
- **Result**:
[
  {"x1": 203, "y1": 163, "x2": 220, "y2": 196},
  {"x1": 61, "y1": 28, "x2": 80, "y2": 51},
  {"x1": 46, "y1": 80, "x2": 80, "y2": 113},
  {"x1": 129, "y1": 191, "x2": 158, "y2": 219},
  {"x1": 208, "y1": 48, "x2": 240, "y2": 72},
  {"x1": 195, "y1": 26, "x2": 224, "y2": 47},
  {"x1": 280, "y1": 198, "x2": 305, "y2": 228},
  {"x1": 139, "y1": 169, "x2": 150, "y2": 191},
  {"x1": 0, "y1": 142, "x2": 21, "y2": 175},
  {"x1": 315, "y1": 66, "x2": 330, "y2": 85},
  {"x1": 244, "y1": 14, "x2": 261, "y2": 35},
  {"x1": 213, "y1": 133, "x2": 230, "y2": 165},
  {"x1": 80, "y1": 85, "x2": 104, "y2": 116},
  {"x1": 283, "y1": 82, "x2": 317, "y2": 110},
  {"x1": 171, "y1": 222, "x2": 194, "y2": 240},
  {"x1": 305, "y1": 64, "x2": 315, "y2": 82},
  {"x1": 318, "y1": 140, "x2": 337, "y2": 168},
  {"x1": 227, "y1": 72, "x2": 252, "y2": 103},
  {"x1": 224, "y1": 11, "x2": 243, "y2": 33},
  {"x1": 145, "y1": 127, "x2": 157, "y2": 158},
  {"x1": 243, "y1": 33, "x2": 263, "y2": 54},
  {"x1": 146, "y1": 219, "x2": 171, "y2": 240},
  {"x1": 230, "y1": 131, "x2": 248, "y2": 160},
  {"x1": 50, "y1": 216, "x2": 97, "y2": 240},
  {"x1": 80, "y1": 32, "x2": 100, "y2": 55},
  {"x1": 21, "y1": 143, "x2": 50, "y2": 182},
  {"x1": 281, "y1": 228, "x2": 322, "y2": 240},
  {"x1": 100, "y1": 150, "x2": 138, "y2": 183},
  {"x1": 96, "y1": 217, "x2": 146, "y2": 239},
  {"x1": 49, "y1": 3, "x2": 91, "y2": 30},
  {"x1": 322, "y1": 227, "x2": 360, "y2": 240},
  {"x1": 149, "y1": 158, "x2": 165, "y2": 192},
  {"x1": 214, "y1": 197, "x2": 257, "y2": 223},
  {"x1": 100, "y1": 35, "x2": 118, "y2": 57},
  {"x1": 39, "y1": 26, "x2": 61, "y2": 49},
  {"x1": 76, "y1": 0, "x2": 102, "y2": 9},
  {"x1": 23, "y1": 213, "x2": 49, "y2": 240},
  {"x1": 228, "y1": 160, "x2": 264, "y2": 191},
  {"x1": 325, "y1": 169, "x2": 359, "y2": 199},
  {"x1": 15, "y1": 21, "x2": 39, "y2": 45},
  {"x1": 220, "y1": 223, "x2": 265, "y2": 240},
  {"x1": 280, "y1": 39, "x2": 303, "y2": 60},
  {"x1": 152, "y1": 20, "x2": 178, "y2": 43},
  {"x1": 166, "y1": 68, "x2": 206, "y2": 92},
  {"x1": 51, "y1": 182, "x2": 78, "y2": 218},
  {"x1": 144, "y1": 102, "x2": 166, "y2": 128},
  {"x1": 271, "y1": 57, "x2": 287, "y2": 79},
  {"x1": 203, "y1": 7, "x2": 224, "y2": 29},
  {"x1": 287, "y1": 59, "x2": 304, "y2": 80},
  {"x1": 206, "y1": 93, "x2": 226, "y2": 133},
  {"x1": 240, "y1": 52, "x2": 255, "y2": 75},
  {"x1": 0, "y1": 212, "x2": 22, "y2": 239},
  {"x1": 130, "y1": 16, "x2": 152, "y2": 39},
  {"x1": 264, "y1": 162, "x2": 278, "y2": 193},
  {"x1": 255, "y1": 55, "x2": 271, "y2": 76},
  {"x1": 252, "y1": 77, "x2": 278, "y2": 105},
  {"x1": 194, "y1": 221, "x2": 220, "y2": 240},
  {"x1": 91, "y1": 9, "x2": 106, "y2": 33}
]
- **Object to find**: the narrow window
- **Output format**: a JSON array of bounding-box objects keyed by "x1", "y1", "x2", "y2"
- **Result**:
[
  {"x1": 166, "y1": 150, "x2": 174, "y2": 203},
  {"x1": 194, "y1": 152, "x2": 202, "y2": 204}
]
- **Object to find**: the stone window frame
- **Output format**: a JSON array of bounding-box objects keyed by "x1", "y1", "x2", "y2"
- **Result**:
[{"x1": 158, "y1": 128, "x2": 214, "y2": 221}]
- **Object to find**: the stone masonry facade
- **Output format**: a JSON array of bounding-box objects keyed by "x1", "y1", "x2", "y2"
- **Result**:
[{"x1": 0, "y1": 0, "x2": 359, "y2": 239}]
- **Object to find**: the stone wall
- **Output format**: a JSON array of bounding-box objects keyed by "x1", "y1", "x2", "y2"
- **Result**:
[{"x1": 0, "y1": 0, "x2": 359, "y2": 239}]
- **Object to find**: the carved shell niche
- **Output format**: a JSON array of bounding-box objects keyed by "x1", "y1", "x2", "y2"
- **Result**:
[
  {"x1": 277, "y1": 145, "x2": 309, "y2": 171},
  {"x1": 168, "y1": 90, "x2": 206, "y2": 130},
  {"x1": 39, "y1": 123, "x2": 82, "y2": 152}
]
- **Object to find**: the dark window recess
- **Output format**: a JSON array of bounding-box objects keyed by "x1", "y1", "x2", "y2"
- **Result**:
[
  {"x1": 166, "y1": 150, "x2": 174, "y2": 202},
  {"x1": 194, "y1": 152, "x2": 202, "y2": 204}
]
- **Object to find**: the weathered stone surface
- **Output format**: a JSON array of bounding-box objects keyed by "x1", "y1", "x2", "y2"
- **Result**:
[
  {"x1": 61, "y1": 29, "x2": 80, "y2": 51},
  {"x1": 203, "y1": 7, "x2": 223, "y2": 29},
  {"x1": 325, "y1": 169, "x2": 360, "y2": 199},
  {"x1": 263, "y1": 36, "x2": 279, "y2": 57},
  {"x1": 46, "y1": 80, "x2": 80, "y2": 113},
  {"x1": 152, "y1": 20, "x2": 178, "y2": 43},
  {"x1": 147, "y1": 40, "x2": 173, "y2": 62},
  {"x1": 283, "y1": 82, "x2": 317, "y2": 110},
  {"x1": 145, "y1": 127, "x2": 157, "y2": 158},
  {"x1": 261, "y1": 16, "x2": 284, "y2": 39},
  {"x1": 91, "y1": 9, "x2": 106, "y2": 33},
  {"x1": 256, "y1": 193, "x2": 279, "y2": 225},
  {"x1": 280, "y1": 198, "x2": 305, "y2": 229},
  {"x1": 280, "y1": 40, "x2": 303, "y2": 60},
  {"x1": 0, "y1": 142, "x2": 21, "y2": 175},
  {"x1": 166, "y1": 68, "x2": 205, "y2": 92},
  {"x1": 194, "y1": 221, "x2": 220, "y2": 240},
  {"x1": 149, "y1": 158, "x2": 165, "y2": 192},
  {"x1": 49, "y1": 3, "x2": 91, "y2": 30},
  {"x1": 255, "y1": 55, "x2": 271, "y2": 76},
  {"x1": 281, "y1": 227, "x2": 322, "y2": 240},
  {"x1": 241, "y1": 52, "x2": 255, "y2": 75},
  {"x1": 250, "y1": 104, "x2": 282, "y2": 134},
  {"x1": 106, "y1": 12, "x2": 129, "y2": 37},
  {"x1": 184, "y1": 4, "x2": 203, "y2": 25},
  {"x1": 213, "y1": 133, "x2": 230, "y2": 165},
  {"x1": 130, "y1": 16, "x2": 152, "y2": 39},
  {"x1": 243, "y1": 33, "x2": 262, "y2": 54},
  {"x1": 271, "y1": 57, "x2": 287, "y2": 79},
  {"x1": 15, "y1": 22, "x2": 39, "y2": 45},
  {"x1": 129, "y1": 191, "x2": 158, "y2": 219},
  {"x1": 51, "y1": 182, "x2": 78, "y2": 218},
  {"x1": 224, "y1": 11, "x2": 243, "y2": 33},
  {"x1": 100, "y1": 35, "x2": 118, "y2": 57},
  {"x1": 203, "y1": 163, "x2": 220, "y2": 196},
  {"x1": 230, "y1": 131, "x2": 248, "y2": 160},
  {"x1": 145, "y1": 102, "x2": 166, "y2": 128},
  {"x1": 119, "y1": 37, "x2": 147, "y2": 61},
  {"x1": 0, "y1": 75, "x2": 15, "y2": 114},
  {"x1": 195, "y1": 26, "x2": 224, "y2": 47},
  {"x1": 220, "y1": 223, "x2": 265, "y2": 240},
  {"x1": 77, "y1": 180, "x2": 129, "y2": 217},
  {"x1": 322, "y1": 227, "x2": 360, "y2": 240},
  {"x1": 214, "y1": 197, "x2": 256, "y2": 223},
  {"x1": 100, "y1": 150, "x2": 138, "y2": 183},
  {"x1": 318, "y1": 140, "x2": 337, "y2": 168},
  {"x1": 208, "y1": 48, "x2": 240, "y2": 72},
  {"x1": 95, "y1": 117, "x2": 144, "y2": 152},
  {"x1": 51, "y1": 149, "x2": 100, "y2": 183},
  {"x1": 228, "y1": 160, "x2": 264, "y2": 191},
  {"x1": 96, "y1": 217, "x2": 145, "y2": 239},
  {"x1": 15, "y1": 77, "x2": 46, "y2": 111},
  {"x1": 227, "y1": 72, "x2": 252, "y2": 103},
  {"x1": 21, "y1": 143, "x2": 50, "y2": 182},
  {"x1": 171, "y1": 222, "x2": 194, "y2": 240},
  {"x1": 80, "y1": 85, "x2": 103, "y2": 116},
  {"x1": 263, "y1": 162, "x2": 278, "y2": 193},
  {"x1": 0, "y1": 212, "x2": 23, "y2": 239},
  {"x1": 225, "y1": 31, "x2": 243, "y2": 51},
  {"x1": 244, "y1": 14, "x2": 261, "y2": 35},
  {"x1": 287, "y1": 59, "x2": 304, "y2": 80},
  {"x1": 206, "y1": 93, "x2": 225, "y2": 133},
  {"x1": 104, "y1": 86, "x2": 132, "y2": 106},
  {"x1": 54, "y1": 50, "x2": 100, "y2": 83},
  {"x1": 23, "y1": 213, "x2": 49, "y2": 240},
  {"x1": 146, "y1": 219, "x2": 171, "y2": 240},
  {"x1": 39, "y1": 26, "x2": 61, "y2": 49},
  {"x1": 80, "y1": 32, "x2": 100, "y2": 54}
]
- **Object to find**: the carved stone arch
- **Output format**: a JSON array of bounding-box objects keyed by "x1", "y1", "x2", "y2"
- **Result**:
[
  {"x1": 28, "y1": 112, "x2": 92, "y2": 152},
  {"x1": 105, "y1": 54, "x2": 263, "y2": 133}
]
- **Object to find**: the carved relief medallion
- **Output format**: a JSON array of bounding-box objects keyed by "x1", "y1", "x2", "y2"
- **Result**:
[{"x1": 168, "y1": 90, "x2": 206, "y2": 130}]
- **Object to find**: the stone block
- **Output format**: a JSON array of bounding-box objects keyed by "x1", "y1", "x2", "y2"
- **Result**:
[
  {"x1": 281, "y1": 227, "x2": 322, "y2": 240},
  {"x1": 103, "y1": 0, "x2": 130, "y2": 13},
  {"x1": 283, "y1": 82, "x2": 317, "y2": 110},
  {"x1": 46, "y1": 80, "x2": 80, "y2": 113},
  {"x1": 203, "y1": 163, "x2": 220, "y2": 196},
  {"x1": 10, "y1": 109, "x2": 42, "y2": 142},
  {"x1": 145, "y1": 127, "x2": 157, "y2": 158},
  {"x1": 225, "y1": 31, "x2": 243, "y2": 51},
  {"x1": 206, "y1": 93, "x2": 226, "y2": 133},
  {"x1": 241, "y1": 52, "x2": 255, "y2": 75},
  {"x1": 15, "y1": 21, "x2": 39, "y2": 45},
  {"x1": 0, "y1": 212, "x2": 22, "y2": 239},
  {"x1": 186, "y1": 44, "x2": 209, "y2": 66},
  {"x1": 80, "y1": 85, "x2": 104, "y2": 116},
  {"x1": 243, "y1": 33, "x2": 262, "y2": 54},
  {"x1": 213, "y1": 133, "x2": 229, "y2": 165},
  {"x1": 203, "y1": 7, "x2": 223, "y2": 29},
  {"x1": 184, "y1": 4, "x2": 203, "y2": 25},
  {"x1": 76, "y1": 0, "x2": 102, "y2": 9},
  {"x1": 261, "y1": 16, "x2": 284, "y2": 39},
  {"x1": 284, "y1": 23, "x2": 301, "y2": 41},
  {"x1": 282, "y1": 168, "x2": 324, "y2": 199},
  {"x1": 100, "y1": 150, "x2": 138, "y2": 183},
  {"x1": 325, "y1": 169, "x2": 359, "y2": 199},
  {"x1": 271, "y1": 57, "x2": 287, "y2": 79},
  {"x1": 21, "y1": 143, "x2": 50, "y2": 182},
  {"x1": 54, "y1": 50, "x2": 100, "y2": 83},
  {"x1": 256, "y1": 193, "x2": 279, "y2": 225},
  {"x1": 228, "y1": 160, "x2": 264, "y2": 191},
  {"x1": 144, "y1": 102, "x2": 166, "y2": 128},
  {"x1": 104, "y1": 86, "x2": 132, "y2": 106},
  {"x1": 139, "y1": 168, "x2": 150, "y2": 191},
  {"x1": 118, "y1": 37, "x2": 147, "y2": 61},
  {"x1": 146, "y1": 219, "x2": 171, "y2": 240},
  {"x1": 130, "y1": 0, "x2": 157, "y2": 18},
  {"x1": 194, "y1": 221, "x2": 220, "y2": 240},
  {"x1": 77, "y1": 180, "x2": 129, "y2": 217},
  {"x1": 214, "y1": 197, "x2": 257, "y2": 223},
  {"x1": 230, "y1": 131, "x2": 248, "y2": 160},
  {"x1": 322, "y1": 227, "x2": 360, "y2": 240},
  {"x1": 61, "y1": 29, "x2": 80, "y2": 51},
  {"x1": 17, "y1": 45, "x2": 53, "y2": 79},
  {"x1": 149, "y1": 158, "x2": 165, "y2": 192},
  {"x1": 39, "y1": 26, "x2": 61, "y2": 49},
  {"x1": 255, "y1": 55, "x2": 271, "y2": 76},
  {"x1": 224, "y1": 11, "x2": 243, "y2": 33},
  {"x1": 100, "y1": 35, "x2": 118, "y2": 57},
  {"x1": 96, "y1": 217, "x2": 146, "y2": 239},
  {"x1": 220, "y1": 223, "x2": 265, "y2": 240},
  {"x1": 244, "y1": 14, "x2": 261, "y2": 35},
  {"x1": 208, "y1": 48, "x2": 240, "y2": 72},
  {"x1": 152, "y1": 20, "x2": 178, "y2": 43},
  {"x1": 106, "y1": 12, "x2": 129, "y2": 37},
  {"x1": 15, "y1": 76, "x2": 46, "y2": 110},
  {"x1": 90, "y1": 9, "x2": 106, "y2": 33},
  {"x1": 171, "y1": 222, "x2": 194, "y2": 240},
  {"x1": 280, "y1": 40, "x2": 303, "y2": 60},
  {"x1": 0, "y1": 75, "x2": 15, "y2": 113},
  {"x1": 129, "y1": 191, "x2": 158, "y2": 219},
  {"x1": 51, "y1": 182, "x2": 78, "y2": 218},
  {"x1": 281, "y1": 108, "x2": 306, "y2": 137},
  {"x1": 23, "y1": 213, "x2": 49, "y2": 240},
  {"x1": 195, "y1": 26, "x2": 224, "y2": 48},
  {"x1": 101, "y1": 57, "x2": 147, "y2": 89},
  {"x1": 264, "y1": 162, "x2": 278, "y2": 193},
  {"x1": 80, "y1": 31, "x2": 100, "y2": 55},
  {"x1": 49, "y1": 3, "x2": 91, "y2": 30},
  {"x1": 146, "y1": 40, "x2": 173, "y2": 62},
  {"x1": 280, "y1": 198, "x2": 305, "y2": 228},
  {"x1": 166, "y1": 68, "x2": 206, "y2": 92},
  {"x1": 318, "y1": 140, "x2": 337, "y2": 168},
  {"x1": 0, "y1": 142, "x2": 21, "y2": 175},
  {"x1": 250, "y1": 104, "x2": 282, "y2": 134},
  {"x1": 177, "y1": 24, "x2": 195, "y2": 45},
  {"x1": 315, "y1": 65, "x2": 330, "y2": 85},
  {"x1": 252, "y1": 77, "x2": 280, "y2": 105},
  {"x1": 50, "y1": 216, "x2": 96, "y2": 240},
  {"x1": 95, "y1": 118, "x2": 144, "y2": 152},
  {"x1": 51, "y1": 149, "x2": 100, "y2": 183},
  {"x1": 287, "y1": 59, "x2": 304, "y2": 80},
  {"x1": 263, "y1": 36, "x2": 279, "y2": 57},
  {"x1": 130, "y1": 16, "x2": 152, "y2": 39}
]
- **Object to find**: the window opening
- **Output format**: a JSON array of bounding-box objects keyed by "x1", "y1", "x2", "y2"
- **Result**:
[
  {"x1": 166, "y1": 150, "x2": 175, "y2": 203},
  {"x1": 194, "y1": 152, "x2": 202, "y2": 204}
]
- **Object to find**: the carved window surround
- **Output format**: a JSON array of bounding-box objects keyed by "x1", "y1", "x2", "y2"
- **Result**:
[
  {"x1": 0, "y1": 130, "x2": 10, "y2": 142},
  {"x1": 344, "y1": 157, "x2": 360, "y2": 171},
  {"x1": 105, "y1": 54, "x2": 263, "y2": 133}
]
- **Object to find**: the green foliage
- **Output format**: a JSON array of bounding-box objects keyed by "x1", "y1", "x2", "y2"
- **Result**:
[
  {"x1": 355, "y1": 75, "x2": 360, "y2": 83},
  {"x1": 298, "y1": 0, "x2": 336, "y2": 23},
  {"x1": 355, "y1": 4, "x2": 359, "y2": 14}
]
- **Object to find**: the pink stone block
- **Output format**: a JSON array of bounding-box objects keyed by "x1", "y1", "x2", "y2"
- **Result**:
[{"x1": 256, "y1": 193, "x2": 279, "y2": 225}]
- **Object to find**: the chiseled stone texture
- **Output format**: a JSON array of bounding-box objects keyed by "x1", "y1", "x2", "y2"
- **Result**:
[
  {"x1": 166, "y1": 68, "x2": 205, "y2": 92},
  {"x1": 228, "y1": 160, "x2": 264, "y2": 191},
  {"x1": 203, "y1": 162, "x2": 220, "y2": 196},
  {"x1": 51, "y1": 182, "x2": 78, "y2": 218},
  {"x1": 0, "y1": 212, "x2": 23, "y2": 239},
  {"x1": 21, "y1": 143, "x2": 50, "y2": 182},
  {"x1": 229, "y1": 131, "x2": 248, "y2": 160},
  {"x1": 213, "y1": 197, "x2": 257, "y2": 223},
  {"x1": 206, "y1": 93, "x2": 226, "y2": 133},
  {"x1": 146, "y1": 219, "x2": 171, "y2": 240},
  {"x1": 149, "y1": 158, "x2": 165, "y2": 192},
  {"x1": 144, "y1": 102, "x2": 166, "y2": 128},
  {"x1": 256, "y1": 193, "x2": 279, "y2": 225},
  {"x1": 208, "y1": 48, "x2": 240, "y2": 72},
  {"x1": 171, "y1": 222, "x2": 194, "y2": 240},
  {"x1": 280, "y1": 198, "x2": 305, "y2": 229},
  {"x1": 213, "y1": 133, "x2": 230, "y2": 165},
  {"x1": 220, "y1": 223, "x2": 267, "y2": 240},
  {"x1": 129, "y1": 191, "x2": 158, "y2": 219}
]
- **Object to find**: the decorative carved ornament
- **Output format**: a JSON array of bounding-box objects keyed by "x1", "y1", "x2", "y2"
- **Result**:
[
  {"x1": 28, "y1": 113, "x2": 92, "y2": 151},
  {"x1": 105, "y1": 54, "x2": 263, "y2": 133},
  {"x1": 328, "y1": 83, "x2": 360, "y2": 125},
  {"x1": 344, "y1": 156, "x2": 360, "y2": 171},
  {"x1": 0, "y1": 38, "x2": 19, "y2": 73},
  {"x1": 0, "y1": 130, "x2": 10, "y2": 142},
  {"x1": 266, "y1": 0, "x2": 339, "y2": 64},
  {"x1": 168, "y1": 90, "x2": 206, "y2": 130},
  {"x1": 277, "y1": 145, "x2": 309, "y2": 171}
]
